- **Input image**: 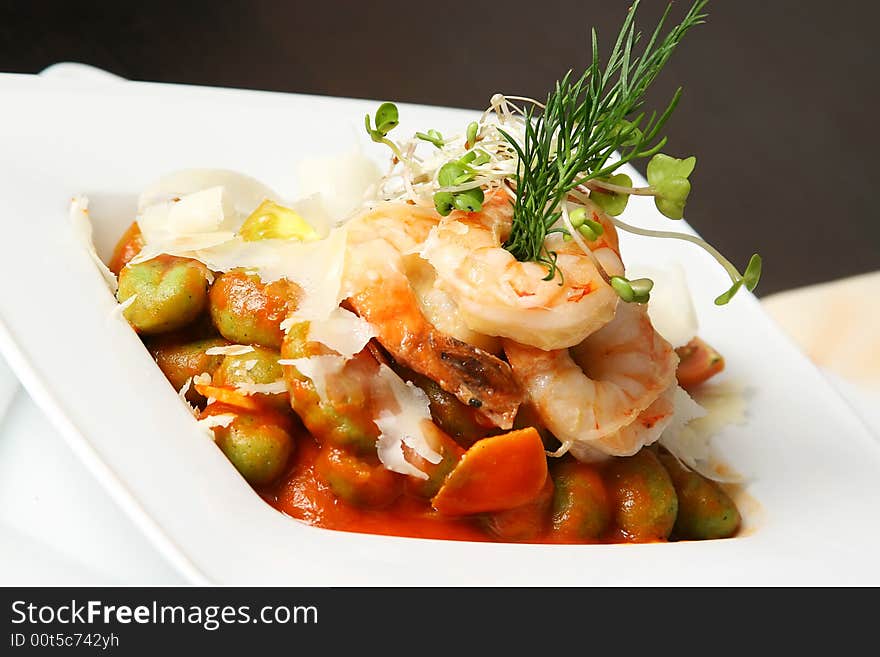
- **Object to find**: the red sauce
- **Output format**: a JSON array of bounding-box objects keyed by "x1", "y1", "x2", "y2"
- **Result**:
[
  {"x1": 262, "y1": 437, "x2": 491, "y2": 542},
  {"x1": 261, "y1": 434, "x2": 638, "y2": 544}
]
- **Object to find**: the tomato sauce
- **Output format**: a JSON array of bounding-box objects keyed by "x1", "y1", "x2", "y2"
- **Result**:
[
  {"x1": 261, "y1": 432, "x2": 633, "y2": 544},
  {"x1": 262, "y1": 437, "x2": 492, "y2": 542}
]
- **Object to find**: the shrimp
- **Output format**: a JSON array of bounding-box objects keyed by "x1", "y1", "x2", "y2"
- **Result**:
[
  {"x1": 503, "y1": 301, "x2": 679, "y2": 461},
  {"x1": 343, "y1": 204, "x2": 524, "y2": 429},
  {"x1": 420, "y1": 193, "x2": 622, "y2": 351}
]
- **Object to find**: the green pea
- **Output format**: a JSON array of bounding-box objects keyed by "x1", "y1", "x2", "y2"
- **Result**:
[
  {"x1": 117, "y1": 255, "x2": 209, "y2": 334},
  {"x1": 213, "y1": 346, "x2": 288, "y2": 411},
  {"x1": 213, "y1": 411, "x2": 294, "y2": 486},
  {"x1": 550, "y1": 459, "x2": 611, "y2": 542},
  {"x1": 605, "y1": 449, "x2": 678, "y2": 542},
  {"x1": 484, "y1": 477, "x2": 554, "y2": 542},
  {"x1": 209, "y1": 269, "x2": 299, "y2": 348},
  {"x1": 658, "y1": 452, "x2": 741, "y2": 540},
  {"x1": 148, "y1": 337, "x2": 229, "y2": 403},
  {"x1": 316, "y1": 446, "x2": 402, "y2": 508}
]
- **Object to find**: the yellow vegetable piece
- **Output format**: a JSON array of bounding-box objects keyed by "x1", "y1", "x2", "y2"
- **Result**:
[{"x1": 240, "y1": 200, "x2": 319, "y2": 242}]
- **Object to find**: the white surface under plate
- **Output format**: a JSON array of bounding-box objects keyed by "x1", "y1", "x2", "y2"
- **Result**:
[{"x1": 1, "y1": 73, "x2": 879, "y2": 585}]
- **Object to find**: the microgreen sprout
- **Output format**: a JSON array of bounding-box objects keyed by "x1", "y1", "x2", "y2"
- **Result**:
[
  {"x1": 714, "y1": 254, "x2": 762, "y2": 305},
  {"x1": 569, "y1": 207, "x2": 587, "y2": 228},
  {"x1": 433, "y1": 192, "x2": 455, "y2": 215},
  {"x1": 466, "y1": 121, "x2": 479, "y2": 148},
  {"x1": 470, "y1": 149, "x2": 491, "y2": 166},
  {"x1": 589, "y1": 173, "x2": 633, "y2": 216},
  {"x1": 610, "y1": 276, "x2": 654, "y2": 304},
  {"x1": 433, "y1": 153, "x2": 487, "y2": 215},
  {"x1": 364, "y1": 102, "x2": 402, "y2": 158},
  {"x1": 646, "y1": 154, "x2": 696, "y2": 219},
  {"x1": 416, "y1": 129, "x2": 445, "y2": 148},
  {"x1": 578, "y1": 219, "x2": 605, "y2": 241},
  {"x1": 453, "y1": 187, "x2": 485, "y2": 212}
]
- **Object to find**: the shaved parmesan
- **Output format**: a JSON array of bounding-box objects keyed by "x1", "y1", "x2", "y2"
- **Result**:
[
  {"x1": 233, "y1": 380, "x2": 288, "y2": 396},
  {"x1": 294, "y1": 148, "x2": 382, "y2": 223},
  {"x1": 287, "y1": 194, "x2": 336, "y2": 238},
  {"x1": 205, "y1": 345, "x2": 255, "y2": 356},
  {"x1": 138, "y1": 168, "x2": 279, "y2": 217},
  {"x1": 69, "y1": 196, "x2": 118, "y2": 293},
  {"x1": 197, "y1": 413, "x2": 237, "y2": 439},
  {"x1": 242, "y1": 359, "x2": 258, "y2": 371},
  {"x1": 281, "y1": 356, "x2": 346, "y2": 401},
  {"x1": 110, "y1": 294, "x2": 137, "y2": 320},
  {"x1": 178, "y1": 377, "x2": 193, "y2": 399},
  {"x1": 130, "y1": 231, "x2": 237, "y2": 265},
  {"x1": 628, "y1": 263, "x2": 698, "y2": 348},
  {"x1": 199, "y1": 413, "x2": 236, "y2": 428},
  {"x1": 372, "y1": 364, "x2": 442, "y2": 479},
  {"x1": 306, "y1": 307, "x2": 376, "y2": 358},
  {"x1": 376, "y1": 431, "x2": 430, "y2": 480},
  {"x1": 660, "y1": 383, "x2": 745, "y2": 482},
  {"x1": 138, "y1": 186, "x2": 234, "y2": 244},
  {"x1": 177, "y1": 377, "x2": 199, "y2": 417}
]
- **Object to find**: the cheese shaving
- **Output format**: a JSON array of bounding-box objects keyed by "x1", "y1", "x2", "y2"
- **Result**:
[
  {"x1": 628, "y1": 263, "x2": 698, "y2": 348},
  {"x1": 192, "y1": 372, "x2": 213, "y2": 386},
  {"x1": 372, "y1": 364, "x2": 442, "y2": 479},
  {"x1": 293, "y1": 148, "x2": 382, "y2": 224},
  {"x1": 305, "y1": 307, "x2": 376, "y2": 358},
  {"x1": 138, "y1": 168, "x2": 279, "y2": 217},
  {"x1": 177, "y1": 377, "x2": 199, "y2": 417},
  {"x1": 660, "y1": 383, "x2": 745, "y2": 483},
  {"x1": 205, "y1": 345, "x2": 255, "y2": 356},
  {"x1": 376, "y1": 431, "x2": 430, "y2": 480},
  {"x1": 110, "y1": 294, "x2": 138, "y2": 320},
  {"x1": 69, "y1": 196, "x2": 118, "y2": 293},
  {"x1": 197, "y1": 413, "x2": 237, "y2": 439},
  {"x1": 233, "y1": 380, "x2": 288, "y2": 396},
  {"x1": 178, "y1": 376, "x2": 193, "y2": 399},
  {"x1": 280, "y1": 356, "x2": 346, "y2": 402},
  {"x1": 138, "y1": 186, "x2": 234, "y2": 244},
  {"x1": 130, "y1": 231, "x2": 237, "y2": 265}
]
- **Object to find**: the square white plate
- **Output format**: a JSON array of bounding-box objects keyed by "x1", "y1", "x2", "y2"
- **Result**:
[{"x1": 1, "y1": 72, "x2": 879, "y2": 585}]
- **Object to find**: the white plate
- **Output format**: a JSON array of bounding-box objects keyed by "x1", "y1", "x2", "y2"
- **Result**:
[{"x1": 1, "y1": 72, "x2": 879, "y2": 585}]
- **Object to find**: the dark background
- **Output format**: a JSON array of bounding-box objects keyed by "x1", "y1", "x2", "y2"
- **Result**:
[{"x1": 2, "y1": 0, "x2": 877, "y2": 295}]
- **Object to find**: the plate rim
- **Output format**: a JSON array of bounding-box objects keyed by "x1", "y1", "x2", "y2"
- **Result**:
[{"x1": 2, "y1": 72, "x2": 880, "y2": 585}]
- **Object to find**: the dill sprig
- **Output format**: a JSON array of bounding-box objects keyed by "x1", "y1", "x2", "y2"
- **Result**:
[{"x1": 500, "y1": 0, "x2": 709, "y2": 276}]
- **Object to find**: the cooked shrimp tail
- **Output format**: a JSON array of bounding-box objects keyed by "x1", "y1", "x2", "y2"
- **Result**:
[{"x1": 504, "y1": 302, "x2": 678, "y2": 460}]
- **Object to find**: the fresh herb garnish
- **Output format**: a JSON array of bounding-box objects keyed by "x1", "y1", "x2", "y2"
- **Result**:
[
  {"x1": 363, "y1": 0, "x2": 763, "y2": 305},
  {"x1": 416, "y1": 129, "x2": 445, "y2": 148},
  {"x1": 500, "y1": 0, "x2": 707, "y2": 275}
]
